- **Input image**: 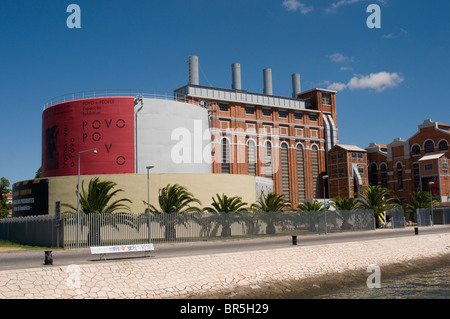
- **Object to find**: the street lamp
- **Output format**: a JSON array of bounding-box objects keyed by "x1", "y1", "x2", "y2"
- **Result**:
[
  {"x1": 322, "y1": 175, "x2": 329, "y2": 234},
  {"x1": 429, "y1": 181, "x2": 434, "y2": 226},
  {"x1": 77, "y1": 148, "x2": 97, "y2": 248},
  {"x1": 146, "y1": 165, "x2": 155, "y2": 243}
]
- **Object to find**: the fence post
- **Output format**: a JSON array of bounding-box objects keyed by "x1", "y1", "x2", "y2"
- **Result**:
[{"x1": 55, "y1": 201, "x2": 64, "y2": 248}]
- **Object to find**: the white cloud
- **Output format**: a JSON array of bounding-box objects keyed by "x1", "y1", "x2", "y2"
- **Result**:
[
  {"x1": 382, "y1": 28, "x2": 408, "y2": 39},
  {"x1": 282, "y1": 0, "x2": 314, "y2": 14},
  {"x1": 328, "y1": 82, "x2": 348, "y2": 91},
  {"x1": 325, "y1": 0, "x2": 387, "y2": 14},
  {"x1": 329, "y1": 53, "x2": 354, "y2": 63},
  {"x1": 327, "y1": 71, "x2": 404, "y2": 92}
]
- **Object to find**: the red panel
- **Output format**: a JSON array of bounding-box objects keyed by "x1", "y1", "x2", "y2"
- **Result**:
[{"x1": 42, "y1": 97, "x2": 135, "y2": 177}]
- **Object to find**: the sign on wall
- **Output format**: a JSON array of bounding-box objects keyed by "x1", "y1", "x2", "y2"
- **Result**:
[
  {"x1": 12, "y1": 179, "x2": 49, "y2": 217},
  {"x1": 42, "y1": 97, "x2": 135, "y2": 177}
]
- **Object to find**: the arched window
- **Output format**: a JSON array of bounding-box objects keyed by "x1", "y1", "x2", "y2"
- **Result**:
[
  {"x1": 380, "y1": 164, "x2": 388, "y2": 188},
  {"x1": 397, "y1": 163, "x2": 403, "y2": 190},
  {"x1": 221, "y1": 138, "x2": 230, "y2": 174},
  {"x1": 369, "y1": 163, "x2": 378, "y2": 186},
  {"x1": 247, "y1": 139, "x2": 256, "y2": 176},
  {"x1": 311, "y1": 145, "x2": 320, "y2": 198},
  {"x1": 411, "y1": 145, "x2": 421, "y2": 156},
  {"x1": 296, "y1": 144, "x2": 306, "y2": 201},
  {"x1": 265, "y1": 141, "x2": 272, "y2": 180},
  {"x1": 424, "y1": 140, "x2": 435, "y2": 153},
  {"x1": 280, "y1": 143, "x2": 290, "y2": 201},
  {"x1": 439, "y1": 140, "x2": 448, "y2": 152}
]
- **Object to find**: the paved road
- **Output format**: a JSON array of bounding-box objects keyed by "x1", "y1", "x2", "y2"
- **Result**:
[{"x1": 1, "y1": 226, "x2": 449, "y2": 271}]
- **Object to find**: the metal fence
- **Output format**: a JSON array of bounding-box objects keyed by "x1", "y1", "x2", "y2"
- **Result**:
[
  {"x1": 0, "y1": 215, "x2": 63, "y2": 247},
  {"x1": 416, "y1": 208, "x2": 450, "y2": 226},
  {"x1": 389, "y1": 209, "x2": 406, "y2": 229},
  {"x1": 63, "y1": 209, "x2": 376, "y2": 248},
  {"x1": 1, "y1": 209, "x2": 376, "y2": 248},
  {"x1": 43, "y1": 89, "x2": 195, "y2": 110}
]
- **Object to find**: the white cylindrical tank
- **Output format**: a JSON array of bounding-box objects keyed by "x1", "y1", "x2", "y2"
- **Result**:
[{"x1": 136, "y1": 98, "x2": 212, "y2": 174}]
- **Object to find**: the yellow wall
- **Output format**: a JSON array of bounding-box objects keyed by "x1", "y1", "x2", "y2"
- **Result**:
[{"x1": 47, "y1": 173, "x2": 257, "y2": 214}]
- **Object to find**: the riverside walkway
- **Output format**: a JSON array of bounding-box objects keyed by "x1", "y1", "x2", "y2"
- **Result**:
[{"x1": 0, "y1": 227, "x2": 449, "y2": 299}]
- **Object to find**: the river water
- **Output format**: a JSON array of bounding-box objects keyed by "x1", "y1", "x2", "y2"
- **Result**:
[{"x1": 312, "y1": 264, "x2": 450, "y2": 299}]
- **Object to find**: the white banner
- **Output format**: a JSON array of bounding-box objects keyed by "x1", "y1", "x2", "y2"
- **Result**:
[{"x1": 90, "y1": 244, "x2": 154, "y2": 254}]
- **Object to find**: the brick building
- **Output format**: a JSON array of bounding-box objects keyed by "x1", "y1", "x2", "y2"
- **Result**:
[
  {"x1": 327, "y1": 144, "x2": 369, "y2": 199},
  {"x1": 366, "y1": 119, "x2": 450, "y2": 202},
  {"x1": 174, "y1": 56, "x2": 338, "y2": 205}
]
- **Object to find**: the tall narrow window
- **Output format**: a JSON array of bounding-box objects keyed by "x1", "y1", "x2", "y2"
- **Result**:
[
  {"x1": 380, "y1": 164, "x2": 388, "y2": 188},
  {"x1": 322, "y1": 93, "x2": 331, "y2": 105},
  {"x1": 265, "y1": 141, "x2": 273, "y2": 180},
  {"x1": 311, "y1": 145, "x2": 320, "y2": 198},
  {"x1": 221, "y1": 138, "x2": 230, "y2": 174},
  {"x1": 411, "y1": 145, "x2": 421, "y2": 156},
  {"x1": 413, "y1": 163, "x2": 420, "y2": 191},
  {"x1": 280, "y1": 143, "x2": 290, "y2": 201},
  {"x1": 369, "y1": 163, "x2": 378, "y2": 186},
  {"x1": 296, "y1": 144, "x2": 306, "y2": 201},
  {"x1": 439, "y1": 140, "x2": 448, "y2": 152},
  {"x1": 397, "y1": 163, "x2": 403, "y2": 190},
  {"x1": 247, "y1": 140, "x2": 256, "y2": 176},
  {"x1": 424, "y1": 140, "x2": 435, "y2": 153}
]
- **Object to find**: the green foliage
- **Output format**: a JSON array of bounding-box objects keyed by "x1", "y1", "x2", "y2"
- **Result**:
[
  {"x1": 145, "y1": 184, "x2": 201, "y2": 214},
  {"x1": 403, "y1": 191, "x2": 441, "y2": 220},
  {"x1": 62, "y1": 177, "x2": 133, "y2": 245},
  {"x1": 144, "y1": 184, "x2": 202, "y2": 241},
  {"x1": 203, "y1": 194, "x2": 248, "y2": 237},
  {"x1": 251, "y1": 192, "x2": 292, "y2": 212},
  {"x1": 35, "y1": 167, "x2": 42, "y2": 179},
  {"x1": 330, "y1": 196, "x2": 358, "y2": 211},
  {"x1": 356, "y1": 185, "x2": 398, "y2": 227},
  {"x1": 297, "y1": 200, "x2": 323, "y2": 212},
  {"x1": 63, "y1": 177, "x2": 132, "y2": 215},
  {"x1": 0, "y1": 177, "x2": 11, "y2": 208},
  {"x1": 251, "y1": 192, "x2": 292, "y2": 234}
]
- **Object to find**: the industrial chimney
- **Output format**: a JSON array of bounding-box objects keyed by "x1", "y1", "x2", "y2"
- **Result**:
[
  {"x1": 188, "y1": 56, "x2": 199, "y2": 85},
  {"x1": 292, "y1": 73, "x2": 301, "y2": 98},
  {"x1": 232, "y1": 63, "x2": 242, "y2": 90},
  {"x1": 263, "y1": 68, "x2": 273, "y2": 95}
]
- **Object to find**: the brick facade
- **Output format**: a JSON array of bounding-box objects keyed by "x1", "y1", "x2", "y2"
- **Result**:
[
  {"x1": 367, "y1": 119, "x2": 450, "y2": 202},
  {"x1": 327, "y1": 144, "x2": 369, "y2": 199},
  {"x1": 174, "y1": 75, "x2": 338, "y2": 206}
]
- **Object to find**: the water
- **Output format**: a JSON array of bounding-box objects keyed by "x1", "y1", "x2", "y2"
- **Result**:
[{"x1": 313, "y1": 264, "x2": 450, "y2": 299}]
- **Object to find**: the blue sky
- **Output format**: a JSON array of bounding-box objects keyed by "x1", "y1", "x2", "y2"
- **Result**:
[{"x1": 1, "y1": 0, "x2": 449, "y2": 184}]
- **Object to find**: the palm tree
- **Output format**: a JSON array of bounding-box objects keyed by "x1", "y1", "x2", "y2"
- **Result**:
[
  {"x1": 356, "y1": 185, "x2": 398, "y2": 228},
  {"x1": 297, "y1": 200, "x2": 323, "y2": 232},
  {"x1": 251, "y1": 192, "x2": 292, "y2": 234},
  {"x1": 403, "y1": 191, "x2": 441, "y2": 222},
  {"x1": 297, "y1": 200, "x2": 323, "y2": 212},
  {"x1": 203, "y1": 194, "x2": 248, "y2": 237},
  {"x1": 330, "y1": 197, "x2": 358, "y2": 230},
  {"x1": 145, "y1": 184, "x2": 201, "y2": 241},
  {"x1": 62, "y1": 177, "x2": 132, "y2": 245}
]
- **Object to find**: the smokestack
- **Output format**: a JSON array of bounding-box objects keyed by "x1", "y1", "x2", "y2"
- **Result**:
[
  {"x1": 188, "y1": 56, "x2": 199, "y2": 85},
  {"x1": 292, "y1": 73, "x2": 301, "y2": 98},
  {"x1": 232, "y1": 63, "x2": 242, "y2": 90},
  {"x1": 263, "y1": 68, "x2": 273, "y2": 95}
]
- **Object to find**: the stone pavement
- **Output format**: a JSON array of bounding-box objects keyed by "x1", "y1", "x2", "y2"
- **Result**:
[{"x1": 0, "y1": 232, "x2": 449, "y2": 299}]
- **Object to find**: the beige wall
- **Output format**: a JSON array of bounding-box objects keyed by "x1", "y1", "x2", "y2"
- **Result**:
[{"x1": 47, "y1": 173, "x2": 257, "y2": 215}]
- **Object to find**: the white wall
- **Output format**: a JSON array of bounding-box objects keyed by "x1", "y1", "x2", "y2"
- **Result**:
[{"x1": 136, "y1": 98, "x2": 212, "y2": 174}]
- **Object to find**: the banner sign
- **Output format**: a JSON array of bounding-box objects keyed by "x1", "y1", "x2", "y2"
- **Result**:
[
  {"x1": 42, "y1": 97, "x2": 135, "y2": 177},
  {"x1": 12, "y1": 179, "x2": 49, "y2": 217}
]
